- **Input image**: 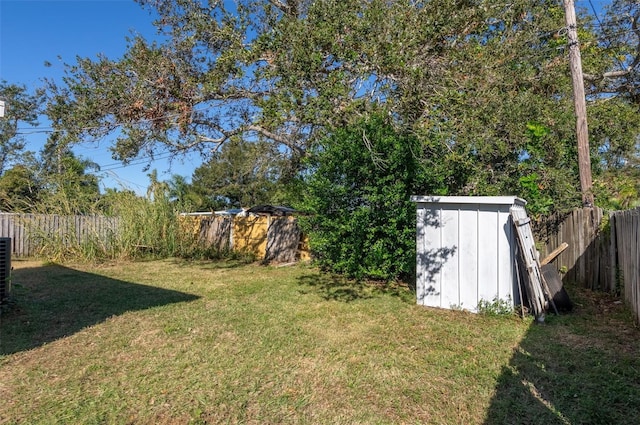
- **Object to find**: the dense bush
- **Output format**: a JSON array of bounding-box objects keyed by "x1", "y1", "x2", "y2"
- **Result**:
[{"x1": 298, "y1": 115, "x2": 439, "y2": 281}]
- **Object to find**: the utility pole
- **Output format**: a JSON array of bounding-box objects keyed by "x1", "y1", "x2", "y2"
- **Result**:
[{"x1": 564, "y1": 0, "x2": 594, "y2": 207}]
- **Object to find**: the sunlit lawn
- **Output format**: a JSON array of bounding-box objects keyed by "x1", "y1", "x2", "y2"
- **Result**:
[{"x1": 1, "y1": 259, "x2": 639, "y2": 424}]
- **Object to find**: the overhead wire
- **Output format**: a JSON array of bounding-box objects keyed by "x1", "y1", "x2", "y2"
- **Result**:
[
  {"x1": 9, "y1": 1, "x2": 638, "y2": 156},
  {"x1": 14, "y1": 102, "x2": 219, "y2": 136},
  {"x1": 10, "y1": 101, "x2": 221, "y2": 172}
]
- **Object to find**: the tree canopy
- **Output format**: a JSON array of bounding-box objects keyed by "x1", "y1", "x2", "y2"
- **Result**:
[
  {"x1": 191, "y1": 137, "x2": 286, "y2": 209},
  {"x1": 41, "y1": 3, "x2": 559, "y2": 154},
  {"x1": 0, "y1": 81, "x2": 42, "y2": 176},
  {"x1": 0, "y1": 0, "x2": 634, "y2": 218},
  {"x1": 40, "y1": 1, "x2": 635, "y2": 211}
]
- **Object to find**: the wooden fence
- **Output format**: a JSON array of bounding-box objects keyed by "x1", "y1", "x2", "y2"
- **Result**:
[
  {"x1": 0, "y1": 213, "x2": 119, "y2": 257},
  {"x1": 196, "y1": 215, "x2": 308, "y2": 263},
  {"x1": 611, "y1": 208, "x2": 640, "y2": 320},
  {"x1": 180, "y1": 213, "x2": 309, "y2": 262},
  {"x1": 536, "y1": 207, "x2": 640, "y2": 321}
]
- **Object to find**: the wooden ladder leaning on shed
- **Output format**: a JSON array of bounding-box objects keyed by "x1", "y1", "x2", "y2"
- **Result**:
[{"x1": 510, "y1": 205, "x2": 559, "y2": 321}]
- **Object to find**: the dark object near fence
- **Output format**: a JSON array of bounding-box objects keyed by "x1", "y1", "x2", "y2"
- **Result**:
[
  {"x1": 0, "y1": 237, "x2": 11, "y2": 303},
  {"x1": 541, "y1": 264, "x2": 573, "y2": 312},
  {"x1": 246, "y1": 205, "x2": 298, "y2": 216}
]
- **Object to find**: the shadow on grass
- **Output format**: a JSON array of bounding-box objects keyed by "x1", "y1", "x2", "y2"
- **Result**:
[
  {"x1": 168, "y1": 256, "x2": 256, "y2": 271},
  {"x1": 0, "y1": 263, "x2": 199, "y2": 355},
  {"x1": 484, "y1": 288, "x2": 640, "y2": 425},
  {"x1": 297, "y1": 271, "x2": 414, "y2": 303}
]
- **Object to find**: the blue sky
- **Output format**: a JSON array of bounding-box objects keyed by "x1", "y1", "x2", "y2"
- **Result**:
[
  {"x1": 0, "y1": 0, "x2": 203, "y2": 195},
  {"x1": 0, "y1": 0, "x2": 613, "y2": 195}
]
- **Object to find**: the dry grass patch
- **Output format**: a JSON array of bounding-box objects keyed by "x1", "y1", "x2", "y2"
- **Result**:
[{"x1": 1, "y1": 259, "x2": 639, "y2": 424}]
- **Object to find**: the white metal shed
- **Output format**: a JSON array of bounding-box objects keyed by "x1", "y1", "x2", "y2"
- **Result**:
[{"x1": 411, "y1": 196, "x2": 526, "y2": 312}]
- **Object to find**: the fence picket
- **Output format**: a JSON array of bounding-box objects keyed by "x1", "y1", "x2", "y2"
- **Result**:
[
  {"x1": 0, "y1": 213, "x2": 120, "y2": 257},
  {"x1": 538, "y1": 207, "x2": 640, "y2": 321}
]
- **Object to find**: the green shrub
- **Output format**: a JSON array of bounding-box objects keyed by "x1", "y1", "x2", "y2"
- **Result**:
[{"x1": 298, "y1": 114, "x2": 438, "y2": 281}]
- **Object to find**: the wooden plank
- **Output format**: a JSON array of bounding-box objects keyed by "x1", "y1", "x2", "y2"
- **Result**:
[
  {"x1": 540, "y1": 242, "x2": 569, "y2": 265},
  {"x1": 265, "y1": 217, "x2": 301, "y2": 263},
  {"x1": 577, "y1": 208, "x2": 585, "y2": 286},
  {"x1": 593, "y1": 208, "x2": 603, "y2": 289},
  {"x1": 633, "y1": 210, "x2": 640, "y2": 321},
  {"x1": 511, "y1": 205, "x2": 548, "y2": 320}
]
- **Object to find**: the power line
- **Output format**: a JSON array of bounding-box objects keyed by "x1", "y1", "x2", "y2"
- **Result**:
[
  {"x1": 587, "y1": 0, "x2": 630, "y2": 72},
  {"x1": 14, "y1": 103, "x2": 219, "y2": 136},
  {"x1": 98, "y1": 152, "x2": 176, "y2": 172}
]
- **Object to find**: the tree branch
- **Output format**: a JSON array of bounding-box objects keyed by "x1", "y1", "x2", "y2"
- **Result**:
[{"x1": 246, "y1": 124, "x2": 304, "y2": 154}]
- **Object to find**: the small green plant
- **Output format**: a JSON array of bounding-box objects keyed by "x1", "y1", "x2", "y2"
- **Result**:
[{"x1": 477, "y1": 296, "x2": 514, "y2": 316}]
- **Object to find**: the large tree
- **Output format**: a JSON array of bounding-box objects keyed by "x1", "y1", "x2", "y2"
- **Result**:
[
  {"x1": 580, "y1": 0, "x2": 640, "y2": 208},
  {"x1": 0, "y1": 81, "x2": 42, "y2": 176},
  {"x1": 190, "y1": 137, "x2": 286, "y2": 209},
  {"x1": 45, "y1": 1, "x2": 561, "y2": 156},
  {"x1": 298, "y1": 114, "x2": 437, "y2": 281},
  {"x1": 46, "y1": 0, "x2": 639, "y2": 212},
  {"x1": 587, "y1": 0, "x2": 640, "y2": 105}
]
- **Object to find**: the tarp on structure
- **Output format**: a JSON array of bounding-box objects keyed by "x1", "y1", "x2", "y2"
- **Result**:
[{"x1": 245, "y1": 205, "x2": 298, "y2": 216}]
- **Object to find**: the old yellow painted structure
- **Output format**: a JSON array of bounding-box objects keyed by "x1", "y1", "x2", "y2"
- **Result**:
[
  {"x1": 178, "y1": 215, "x2": 202, "y2": 239},
  {"x1": 178, "y1": 213, "x2": 310, "y2": 261},
  {"x1": 232, "y1": 215, "x2": 269, "y2": 257}
]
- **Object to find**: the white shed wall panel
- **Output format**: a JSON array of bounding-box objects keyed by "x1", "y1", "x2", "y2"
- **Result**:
[{"x1": 413, "y1": 196, "x2": 524, "y2": 312}]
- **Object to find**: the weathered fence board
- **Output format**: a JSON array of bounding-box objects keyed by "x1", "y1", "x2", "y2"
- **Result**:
[
  {"x1": 195, "y1": 215, "x2": 306, "y2": 262},
  {"x1": 536, "y1": 208, "x2": 610, "y2": 291},
  {"x1": 265, "y1": 217, "x2": 301, "y2": 263},
  {"x1": 538, "y1": 207, "x2": 640, "y2": 321},
  {"x1": 611, "y1": 208, "x2": 640, "y2": 320},
  {"x1": 0, "y1": 213, "x2": 119, "y2": 257},
  {"x1": 199, "y1": 217, "x2": 232, "y2": 251}
]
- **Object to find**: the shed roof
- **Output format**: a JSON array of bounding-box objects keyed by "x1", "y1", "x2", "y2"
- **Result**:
[{"x1": 411, "y1": 196, "x2": 526, "y2": 206}]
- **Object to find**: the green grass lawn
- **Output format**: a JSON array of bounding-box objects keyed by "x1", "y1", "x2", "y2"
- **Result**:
[{"x1": 1, "y1": 259, "x2": 639, "y2": 424}]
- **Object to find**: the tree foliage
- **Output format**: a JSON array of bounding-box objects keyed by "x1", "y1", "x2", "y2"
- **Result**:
[
  {"x1": 588, "y1": 0, "x2": 640, "y2": 105},
  {"x1": 298, "y1": 114, "x2": 439, "y2": 281},
  {"x1": 191, "y1": 137, "x2": 287, "y2": 209},
  {"x1": 0, "y1": 81, "x2": 42, "y2": 176},
  {"x1": 43, "y1": 2, "x2": 565, "y2": 163},
  {"x1": 25, "y1": 0, "x2": 640, "y2": 271},
  {"x1": 0, "y1": 162, "x2": 41, "y2": 212},
  {"x1": 45, "y1": 0, "x2": 638, "y2": 210},
  {"x1": 35, "y1": 151, "x2": 102, "y2": 215}
]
